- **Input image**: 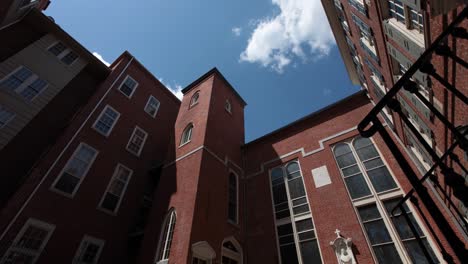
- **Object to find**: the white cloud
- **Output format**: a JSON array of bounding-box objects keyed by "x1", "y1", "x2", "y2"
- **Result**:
[
  {"x1": 159, "y1": 78, "x2": 183, "y2": 100},
  {"x1": 232, "y1": 27, "x2": 242, "y2": 36},
  {"x1": 240, "y1": 0, "x2": 335, "y2": 73},
  {"x1": 92, "y1": 52, "x2": 110, "y2": 66}
]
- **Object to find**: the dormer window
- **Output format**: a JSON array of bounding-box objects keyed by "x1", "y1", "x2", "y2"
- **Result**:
[
  {"x1": 225, "y1": 100, "x2": 232, "y2": 114},
  {"x1": 180, "y1": 123, "x2": 193, "y2": 146},
  {"x1": 190, "y1": 92, "x2": 199, "y2": 107}
]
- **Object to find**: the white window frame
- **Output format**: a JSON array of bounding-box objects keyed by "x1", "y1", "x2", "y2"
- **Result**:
[
  {"x1": 126, "y1": 126, "x2": 148, "y2": 157},
  {"x1": 144, "y1": 95, "x2": 161, "y2": 118},
  {"x1": 332, "y1": 137, "x2": 442, "y2": 263},
  {"x1": 92, "y1": 105, "x2": 120, "y2": 137},
  {"x1": 268, "y1": 160, "x2": 323, "y2": 264},
  {"x1": 0, "y1": 218, "x2": 55, "y2": 264},
  {"x1": 98, "y1": 163, "x2": 133, "y2": 214},
  {"x1": 0, "y1": 66, "x2": 49, "y2": 102},
  {"x1": 155, "y1": 209, "x2": 177, "y2": 263},
  {"x1": 47, "y1": 41, "x2": 79, "y2": 66},
  {"x1": 227, "y1": 171, "x2": 239, "y2": 225},
  {"x1": 72, "y1": 235, "x2": 105, "y2": 264},
  {"x1": 221, "y1": 238, "x2": 242, "y2": 264},
  {"x1": 0, "y1": 105, "x2": 15, "y2": 129},
  {"x1": 189, "y1": 91, "x2": 199, "y2": 108},
  {"x1": 117, "y1": 75, "x2": 138, "y2": 99},
  {"x1": 180, "y1": 123, "x2": 193, "y2": 147},
  {"x1": 50, "y1": 142, "x2": 99, "y2": 197}
]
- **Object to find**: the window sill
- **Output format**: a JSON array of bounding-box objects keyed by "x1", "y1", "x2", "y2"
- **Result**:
[
  {"x1": 49, "y1": 187, "x2": 75, "y2": 199},
  {"x1": 387, "y1": 18, "x2": 425, "y2": 48},
  {"x1": 97, "y1": 206, "x2": 117, "y2": 216},
  {"x1": 228, "y1": 220, "x2": 240, "y2": 229},
  {"x1": 178, "y1": 140, "x2": 191, "y2": 148},
  {"x1": 126, "y1": 148, "x2": 142, "y2": 157}
]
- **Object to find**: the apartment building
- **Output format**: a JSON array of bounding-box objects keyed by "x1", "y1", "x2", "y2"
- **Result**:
[{"x1": 321, "y1": 0, "x2": 467, "y2": 262}]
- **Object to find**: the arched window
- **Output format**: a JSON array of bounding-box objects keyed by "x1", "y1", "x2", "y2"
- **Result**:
[
  {"x1": 228, "y1": 173, "x2": 238, "y2": 223},
  {"x1": 155, "y1": 209, "x2": 176, "y2": 263},
  {"x1": 181, "y1": 123, "x2": 193, "y2": 145},
  {"x1": 225, "y1": 100, "x2": 232, "y2": 113},
  {"x1": 190, "y1": 92, "x2": 199, "y2": 107},
  {"x1": 221, "y1": 238, "x2": 242, "y2": 264}
]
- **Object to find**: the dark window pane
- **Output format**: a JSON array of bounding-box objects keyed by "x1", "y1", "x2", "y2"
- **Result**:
[
  {"x1": 54, "y1": 173, "x2": 79, "y2": 194},
  {"x1": 336, "y1": 152, "x2": 356, "y2": 168},
  {"x1": 392, "y1": 214, "x2": 424, "y2": 239},
  {"x1": 271, "y1": 168, "x2": 284, "y2": 182},
  {"x1": 296, "y1": 219, "x2": 314, "y2": 231},
  {"x1": 273, "y1": 184, "x2": 288, "y2": 205},
  {"x1": 277, "y1": 224, "x2": 293, "y2": 236},
  {"x1": 363, "y1": 158, "x2": 384, "y2": 170},
  {"x1": 300, "y1": 240, "x2": 322, "y2": 264},
  {"x1": 276, "y1": 210, "x2": 290, "y2": 219},
  {"x1": 373, "y1": 244, "x2": 403, "y2": 264},
  {"x1": 356, "y1": 144, "x2": 379, "y2": 161},
  {"x1": 367, "y1": 167, "x2": 398, "y2": 192},
  {"x1": 342, "y1": 165, "x2": 361, "y2": 176},
  {"x1": 292, "y1": 197, "x2": 307, "y2": 206},
  {"x1": 286, "y1": 162, "x2": 299, "y2": 174},
  {"x1": 344, "y1": 174, "x2": 371, "y2": 199},
  {"x1": 288, "y1": 178, "x2": 306, "y2": 199},
  {"x1": 353, "y1": 137, "x2": 372, "y2": 149},
  {"x1": 363, "y1": 220, "x2": 393, "y2": 244},
  {"x1": 279, "y1": 234, "x2": 295, "y2": 244},
  {"x1": 293, "y1": 204, "x2": 310, "y2": 215},
  {"x1": 298, "y1": 230, "x2": 315, "y2": 241},
  {"x1": 334, "y1": 143, "x2": 351, "y2": 156},
  {"x1": 280, "y1": 244, "x2": 299, "y2": 264},
  {"x1": 101, "y1": 193, "x2": 119, "y2": 211},
  {"x1": 404, "y1": 239, "x2": 439, "y2": 264},
  {"x1": 358, "y1": 204, "x2": 381, "y2": 222}
]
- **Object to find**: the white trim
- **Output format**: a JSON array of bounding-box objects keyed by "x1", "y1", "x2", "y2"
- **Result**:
[
  {"x1": 189, "y1": 91, "x2": 200, "y2": 108},
  {"x1": 50, "y1": 142, "x2": 99, "y2": 198},
  {"x1": 97, "y1": 163, "x2": 133, "y2": 215},
  {"x1": 221, "y1": 237, "x2": 242, "y2": 264},
  {"x1": 126, "y1": 126, "x2": 148, "y2": 157},
  {"x1": 0, "y1": 56, "x2": 134, "y2": 243},
  {"x1": 246, "y1": 126, "x2": 357, "y2": 178},
  {"x1": 0, "y1": 218, "x2": 55, "y2": 264},
  {"x1": 144, "y1": 95, "x2": 160, "y2": 118},
  {"x1": 92, "y1": 105, "x2": 120, "y2": 137},
  {"x1": 155, "y1": 209, "x2": 177, "y2": 263},
  {"x1": 118, "y1": 75, "x2": 138, "y2": 98},
  {"x1": 72, "y1": 235, "x2": 105, "y2": 264}
]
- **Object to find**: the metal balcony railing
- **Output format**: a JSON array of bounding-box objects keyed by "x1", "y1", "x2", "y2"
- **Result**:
[{"x1": 358, "y1": 7, "x2": 468, "y2": 263}]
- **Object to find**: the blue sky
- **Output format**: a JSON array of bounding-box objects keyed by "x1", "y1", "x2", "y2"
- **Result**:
[{"x1": 45, "y1": 0, "x2": 360, "y2": 142}]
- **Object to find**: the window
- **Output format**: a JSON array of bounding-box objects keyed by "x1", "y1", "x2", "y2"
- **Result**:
[
  {"x1": 228, "y1": 173, "x2": 238, "y2": 223},
  {"x1": 0, "y1": 105, "x2": 15, "y2": 128},
  {"x1": 48, "y1": 42, "x2": 79, "y2": 65},
  {"x1": 333, "y1": 137, "x2": 440, "y2": 263},
  {"x1": 190, "y1": 92, "x2": 199, "y2": 107},
  {"x1": 388, "y1": 1, "x2": 424, "y2": 33},
  {"x1": 126, "y1": 126, "x2": 148, "y2": 156},
  {"x1": 221, "y1": 239, "x2": 242, "y2": 264},
  {"x1": 52, "y1": 143, "x2": 98, "y2": 196},
  {"x1": 99, "y1": 164, "x2": 132, "y2": 213},
  {"x1": 180, "y1": 123, "x2": 193, "y2": 146},
  {"x1": 155, "y1": 209, "x2": 176, "y2": 263},
  {"x1": 0, "y1": 218, "x2": 55, "y2": 264},
  {"x1": 73, "y1": 235, "x2": 104, "y2": 264},
  {"x1": 388, "y1": 0, "x2": 405, "y2": 23},
  {"x1": 225, "y1": 100, "x2": 232, "y2": 113},
  {"x1": 92, "y1": 105, "x2": 120, "y2": 136},
  {"x1": 409, "y1": 7, "x2": 424, "y2": 33},
  {"x1": 192, "y1": 257, "x2": 208, "y2": 264},
  {"x1": 118, "y1": 76, "x2": 138, "y2": 98},
  {"x1": 145, "y1": 96, "x2": 160, "y2": 117},
  {"x1": 0, "y1": 66, "x2": 48, "y2": 101},
  {"x1": 269, "y1": 161, "x2": 322, "y2": 264}
]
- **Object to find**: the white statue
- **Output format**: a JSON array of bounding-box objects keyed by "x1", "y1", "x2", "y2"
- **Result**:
[{"x1": 330, "y1": 229, "x2": 357, "y2": 264}]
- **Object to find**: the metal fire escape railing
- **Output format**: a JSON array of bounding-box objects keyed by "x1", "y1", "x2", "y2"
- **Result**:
[{"x1": 358, "y1": 7, "x2": 468, "y2": 263}]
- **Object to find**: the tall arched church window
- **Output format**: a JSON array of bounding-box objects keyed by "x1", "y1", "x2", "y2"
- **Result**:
[{"x1": 155, "y1": 209, "x2": 176, "y2": 263}]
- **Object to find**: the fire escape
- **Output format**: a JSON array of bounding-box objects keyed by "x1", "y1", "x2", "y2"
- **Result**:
[{"x1": 358, "y1": 7, "x2": 467, "y2": 264}]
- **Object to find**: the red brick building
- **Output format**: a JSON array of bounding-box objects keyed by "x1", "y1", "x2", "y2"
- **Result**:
[{"x1": 0, "y1": 1, "x2": 466, "y2": 264}]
